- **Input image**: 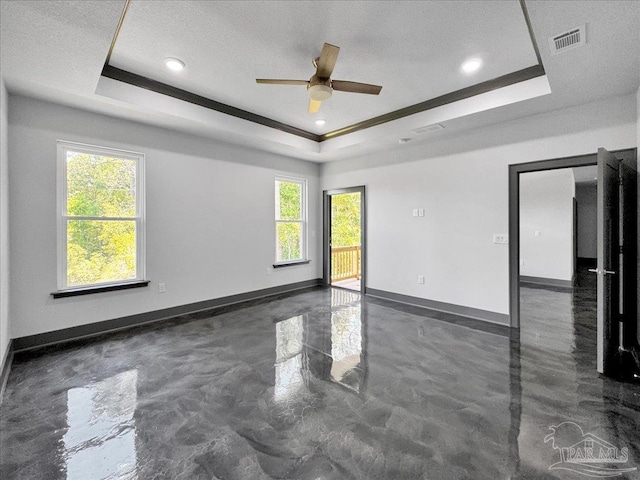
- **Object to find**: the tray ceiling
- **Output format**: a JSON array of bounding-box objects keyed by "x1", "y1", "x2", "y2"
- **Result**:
[
  {"x1": 2, "y1": 1, "x2": 638, "y2": 162},
  {"x1": 107, "y1": 0, "x2": 542, "y2": 139}
]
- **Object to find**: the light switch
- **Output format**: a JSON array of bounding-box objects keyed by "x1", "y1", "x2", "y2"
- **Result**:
[
  {"x1": 493, "y1": 234, "x2": 509, "y2": 244},
  {"x1": 535, "y1": 230, "x2": 541, "y2": 237},
  {"x1": 418, "y1": 208, "x2": 425, "y2": 217},
  {"x1": 412, "y1": 209, "x2": 418, "y2": 217}
]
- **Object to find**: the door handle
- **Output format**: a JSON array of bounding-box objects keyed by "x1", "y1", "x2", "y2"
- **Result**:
[{"x1": 588, "y1": 268, "x2": 616, "y2": 276}]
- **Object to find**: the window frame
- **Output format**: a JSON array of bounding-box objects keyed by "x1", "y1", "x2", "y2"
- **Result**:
[
  {"x1": 56, "y1": 140, "x2": 146, "y2": 292},
  {"x1": 274, "y1": 176, "x2": 308, "y2": 266}
]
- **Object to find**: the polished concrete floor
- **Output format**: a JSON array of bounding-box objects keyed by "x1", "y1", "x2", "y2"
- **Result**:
[{"x1": 1, "y1": 279, "x2": 639, "y2": 479}]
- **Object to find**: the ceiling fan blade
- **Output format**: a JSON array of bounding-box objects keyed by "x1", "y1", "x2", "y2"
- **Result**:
[
  {"x1": 256, "y1": 79, "x2": 309, "y2": 86},
  {"x1": 308, "y1": 99, "x2": 321, "y2": 113},
  {"x1": 316, "y1": 43, "x2": 340, "y2": 78},
  {"x1": 332, "y1": 80, "x2": 382, "y2": 95}
]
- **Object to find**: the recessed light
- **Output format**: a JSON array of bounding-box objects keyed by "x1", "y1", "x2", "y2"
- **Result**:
[
  {"x1": 461, "y1": 58, "x2": 482, "y2": 74},
  {"x1": 315, "y1": 119, "x2": 326, "y2": 126},
  {"x1": 164, "y1": 57, "x2": 185, "y2": 72}
]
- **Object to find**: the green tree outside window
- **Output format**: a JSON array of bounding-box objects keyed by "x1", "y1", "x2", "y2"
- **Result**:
[
  {"x1": 64, "y1": 149, "x2": 141, "y2": 287},
  {"x1": 276, "y1": 179, "x2": 306, "y2": 262}
]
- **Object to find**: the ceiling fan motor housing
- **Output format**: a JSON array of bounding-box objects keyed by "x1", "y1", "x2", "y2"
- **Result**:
[{"x1": 308, "y1": 75, "x2": 332, "y2": 101}]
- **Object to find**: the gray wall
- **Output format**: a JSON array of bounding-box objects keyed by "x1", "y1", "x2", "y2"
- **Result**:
[
  {"x1": 575, "y1": 184, "x2": 597, "y2": 259},
  {"x1": 8, "y1": 95, "x2": 322, "y2": 339}
]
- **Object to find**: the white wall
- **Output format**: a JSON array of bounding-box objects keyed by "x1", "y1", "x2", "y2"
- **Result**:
[
  {"x1": 519, "y1": 169, "x2": 575, "y2": 282},
  {"x1": 322, "y1": 94, "x2": 637, "y2": 316},
  {"x1": 0, "y1": 78, "x2": 9, "y2": 366},
  {"x1": 5, "y1": 92, "x2": 638, "y2": 340},
  {"x1": 8, "y1": 95, "x2": 321, "y2": 339},
  {"x1": 575, "y1": 184, "x2": 597, "y2": 259}
]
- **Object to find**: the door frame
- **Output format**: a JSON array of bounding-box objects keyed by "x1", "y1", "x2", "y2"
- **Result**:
[
  {"x1": 323, "y1": 186, "x2": 366, "y2": 293},
  {"x1": 508, "y1": 149, "x2": 636, "y2": 328}
]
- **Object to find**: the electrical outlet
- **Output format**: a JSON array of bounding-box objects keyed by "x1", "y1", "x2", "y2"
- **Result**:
[
  {"x1": 535, "y1": 230, "x2": 541, "y2": 237},
  {"x1": 418, "y1": 208, "x2": 425, "y2": 217},
  {"x1": 418, "y1": 275, "x2": 425, "y2": 284},
  {"x1": 520, "y1": 260, "x2": 525, "y2": 267},
  {"x1": 158, "y1": 282, "x2": 166, "y2": 293}
]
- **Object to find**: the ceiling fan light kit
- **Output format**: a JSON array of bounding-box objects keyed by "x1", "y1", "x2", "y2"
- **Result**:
[
  {"x1": 256, "y1": 42, "x2": 382, "y2": 113},
  {"x1": 308, "y1": 83, "x2": 332, "y2": 101}
]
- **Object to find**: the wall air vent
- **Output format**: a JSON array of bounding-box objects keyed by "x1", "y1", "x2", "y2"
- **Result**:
[
  {"x1": 548, "y1": 25, "x2": 586, "y2": 55},
  {"x1": 412, "y1": 123, "x2": 444, "y2": 135}
]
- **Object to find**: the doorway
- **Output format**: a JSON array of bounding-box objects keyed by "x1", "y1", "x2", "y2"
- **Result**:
[
  {"x1": 508, "y1": 148, "x2": 637, "y2": 378},
  {"x1": 323, "y1": 187, "x2": 365, "y2": 293}
]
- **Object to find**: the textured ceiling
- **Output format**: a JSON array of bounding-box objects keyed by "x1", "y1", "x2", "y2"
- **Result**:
[
  {"x1": 108, "y1": 0, "x2": 539, "y2": 135},
  {"x1": 1, "y1": 1, "x2": 639, "y2": 163},
  {"x1": 0, "y1": 1, "x2": 123, "y2": 94}
]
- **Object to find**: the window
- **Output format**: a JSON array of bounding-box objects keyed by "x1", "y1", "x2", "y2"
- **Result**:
[
  {"x1": 275, "y1": 177, "x2": 307, "y2": 264},
  {"x1": 57, "y1": 141, "x2": 145, "y2": 291}
]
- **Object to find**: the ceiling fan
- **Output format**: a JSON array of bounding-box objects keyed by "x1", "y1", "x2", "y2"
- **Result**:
[{"x1": 256, "y1": 43, "x2": 382, "y2": 113}]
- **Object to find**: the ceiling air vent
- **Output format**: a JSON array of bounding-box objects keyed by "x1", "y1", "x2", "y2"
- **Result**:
[
  {"x1": 548, "y1": 25, "x2": 586, "y2": 55},
  {"x1": 412, "y1": 123, "x2": 444, "y2": 135}
]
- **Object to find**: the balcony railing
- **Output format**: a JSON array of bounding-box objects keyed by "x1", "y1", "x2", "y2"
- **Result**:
[{"x1": 331, "y1": 245, "x2": 361, "y2": 282}]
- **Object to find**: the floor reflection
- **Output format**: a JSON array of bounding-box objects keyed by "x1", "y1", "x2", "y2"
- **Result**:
[
  {"x1": 274, "y1": 315, "x2": 305, "y2": 400},
  {"x1": 63, "y1": 370, "x2": 138, "y2": 480},
  {"x1": 330, "y1": 287, "x2": 360, "y2": 308},
  {"x1": 274, "y1": 291, "x2": 366, "y2": 400},
  {"x1": 2, "y1": 283, "x2": 638, "y2": 479},
  {"x1": 330, "y1": 307, "x2": 364, "y2": 392}
]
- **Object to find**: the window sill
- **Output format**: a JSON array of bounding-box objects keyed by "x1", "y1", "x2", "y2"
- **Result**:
[
  {"x1": 51, "y1": 280, "x2": 150, "y2": 298},
  {"x1": 273, "y1": 260, "x2": 311, "y2": 269}
]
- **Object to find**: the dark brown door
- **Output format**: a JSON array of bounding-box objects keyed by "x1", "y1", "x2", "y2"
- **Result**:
[
  {"x1": 595, "y1": 148, "x2": 620, "y2": 376},
  {"x1": 619, "y1": 160, "x2": 637, "y2": 353}
]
